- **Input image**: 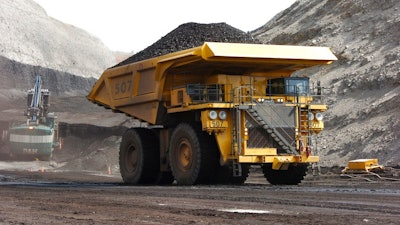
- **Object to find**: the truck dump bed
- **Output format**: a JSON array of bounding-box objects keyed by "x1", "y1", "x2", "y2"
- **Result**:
[{"x1": 87, "y1": 42, "x2": 337, "y2": 124}]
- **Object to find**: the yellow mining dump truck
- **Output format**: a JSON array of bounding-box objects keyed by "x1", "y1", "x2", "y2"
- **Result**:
[{"x1": 87, "y1": 42, "x2": 337, "y2": 185}]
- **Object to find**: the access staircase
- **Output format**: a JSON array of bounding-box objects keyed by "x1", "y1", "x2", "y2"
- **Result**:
[{"x1": 246, "y1": 101, "x2": 298, "y2": 154}]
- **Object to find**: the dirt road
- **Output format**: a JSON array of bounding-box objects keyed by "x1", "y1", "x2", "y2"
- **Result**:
[{"x1": 0, "y1": 161, "x2": 399, "y2": 225}]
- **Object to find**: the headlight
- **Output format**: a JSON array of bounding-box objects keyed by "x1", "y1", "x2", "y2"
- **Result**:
[
  {"x1": 308, "y1": 112, "x2": 314, "y2": 120},
  {"x1": 218, "y1": 111, "x2": 227, "y2": 120},
  {"x1": 209, "y1": 110, "x2": 218, "y2": 120},
  {"x1": 315, "y1": 112, "x2": 324, "y2": 121}
]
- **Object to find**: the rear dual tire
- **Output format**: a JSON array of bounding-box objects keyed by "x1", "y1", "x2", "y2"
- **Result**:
[{"x1": 119, "y1": 128, "x2": 161, "y2": 184}]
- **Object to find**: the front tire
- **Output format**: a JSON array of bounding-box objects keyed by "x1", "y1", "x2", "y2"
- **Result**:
[{"x1": 262, "y1": 163, "x2": 308, "y2": 185}]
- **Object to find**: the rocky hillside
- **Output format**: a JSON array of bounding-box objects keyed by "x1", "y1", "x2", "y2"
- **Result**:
[
  {"x1": 253, "y1": 0, "x2": 400, "y2": 166},
  {"x1": 0, "y1": 0, "x2": 122, "y2": 123},
  {"x1": 0, "y1": 0, "x2": 116, "y2": 79}
]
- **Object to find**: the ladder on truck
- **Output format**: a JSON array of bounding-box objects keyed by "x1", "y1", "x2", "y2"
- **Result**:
[{"x1": 230, "y1": 86, "x2": 251, "y2": 177}]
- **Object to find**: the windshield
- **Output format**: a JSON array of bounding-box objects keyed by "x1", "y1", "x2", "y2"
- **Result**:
[{"x1": 286, "y1": 78, "x2": 309, "y2": 95}]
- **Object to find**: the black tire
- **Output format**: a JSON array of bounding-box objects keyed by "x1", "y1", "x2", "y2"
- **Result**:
[
  {"x1": 119, "y1": 128, "x2": 159, "y2": 184},
  {"x1": 168, "y1": 123, "x2": 218, "y2": 185},
  {"x1": 262, "y1": 163, "x2": 308, "y2": 185},
  {"x1": 155, "y1": 171, "x2": 175, "y2": 185},
  {"x1": 211, "y1": 163, "x2": 250, "y2": 185}
]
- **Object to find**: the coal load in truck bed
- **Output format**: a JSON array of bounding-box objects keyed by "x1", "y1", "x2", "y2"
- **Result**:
[{"x1": 114, "y1": 22, "x2": 260, "y2": 67}]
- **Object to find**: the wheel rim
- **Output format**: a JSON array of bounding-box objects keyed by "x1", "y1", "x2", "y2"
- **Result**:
[
  {"x1": 177, "y1": 138, "x2": 192, "y2": 171},
  {"x1": 125, "y1": 145, "x2": 138, "y2": 173}
]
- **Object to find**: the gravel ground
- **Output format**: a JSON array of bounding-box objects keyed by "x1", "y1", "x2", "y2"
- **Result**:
[{"x1": 0, "y1": 164, "x2": 399, "y2": 225}]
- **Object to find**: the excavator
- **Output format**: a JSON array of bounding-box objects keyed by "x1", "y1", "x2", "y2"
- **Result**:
[{"x1": 6, "y1": 75, "x2": 59, "y2": 160}]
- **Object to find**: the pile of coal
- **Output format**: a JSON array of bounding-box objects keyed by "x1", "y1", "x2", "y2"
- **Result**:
[{"x1": 115, "y1": 22, "x2": 260, "y2": 67}]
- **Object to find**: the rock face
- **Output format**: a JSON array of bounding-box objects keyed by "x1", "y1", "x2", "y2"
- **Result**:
[
  {"x1": 0, "y1": 55, "x2": 96, "y2": 99},
  {"x1": 252, "y1": 0, "x2": 400, "y2": 166},
  {"x1": 0, "y1": 0, "x2": 115, "y2": 78},
  {"x1": 0, "y1": 0, "x2": 119, "y2": 123}
]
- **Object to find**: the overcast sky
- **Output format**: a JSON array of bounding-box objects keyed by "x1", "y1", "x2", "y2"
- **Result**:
[{"x1": 32, "y1": 0, "x2": 295, "y2": 53}]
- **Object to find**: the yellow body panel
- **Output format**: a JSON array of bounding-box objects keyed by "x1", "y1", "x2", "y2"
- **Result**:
[
  {"x1": 202, "y1": 42, "x2": 337, "y2": 63},
  {"x1": 87, "y1": 42, "x2": 337, "y2": 124},
  {"x1": 309, "y1": 104, "x2": 328, "y2": 110},
  {"x1": 243, "y1": 148, "x2": 277, "y2": 156},
  {"x1": 238, "y1": 155, "x2": 319, "y2": 164}
]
